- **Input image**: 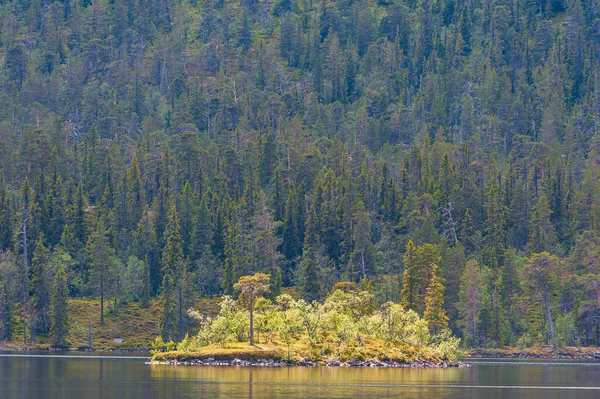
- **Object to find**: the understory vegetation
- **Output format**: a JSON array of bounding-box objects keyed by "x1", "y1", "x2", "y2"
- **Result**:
[{"x1": 152, "y1": 281, "x2": 464, "y2": 363}]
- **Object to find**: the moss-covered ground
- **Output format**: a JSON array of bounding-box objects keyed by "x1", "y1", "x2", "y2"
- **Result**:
[{"x1": 1, "y1": 298, "x2": 221, "y2": 351}]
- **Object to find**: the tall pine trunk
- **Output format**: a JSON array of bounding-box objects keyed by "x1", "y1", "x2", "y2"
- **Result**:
[
  {"x1": 544, "y1": 289, "x2": 557, "y2": 349},
  {"x1": 100, "y1": 273, "x2": 104, "y2": 326},
  {"x1": 249, "y1": 291, "x2": 254, "y2": 346}
]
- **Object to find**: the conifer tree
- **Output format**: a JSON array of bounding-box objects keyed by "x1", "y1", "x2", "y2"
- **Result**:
[
  {"x1": 524, "y1": 252, "x2": 559, "y2": 349},
  {"x1": 299, "y1": 251, "x2": 321, "y2": 302},
  {"x1": 87, "y1": 223, "x2": 118, "y2": 326},
  {"x1": 18, "y1": 178, "x2": 32, "y2": 345},
  {"x1": 456, "y1": 259, "x2": 485, "y2": 347},
  {"x1": 401, "y1": 241, "x2": 441, "y2": 315},
  {"x1": 125, "y1": 154, "x2": 145, "y2": 231},
  {"x1": 30, "y1": 237, "x2": 51, "y2": 336},
  {"x1": 234, "y1": 273, "x2": 270, "y2": 346},
  {"x1": 528, "y1": 194, "x2": 557, "y2": 254},
  {"x1": 0, "y1": 174, "x2": 11, "y2": 251},
  {"x1": 47, "y1": 174, "x2": 65, "y2": 247},
  {"x1": 401, "y1": 240, "x2": 419, "y2": 311},
  {"x1": 424, "y1": 265, "x2": 449, "y2": 335},
  {"x1": 0, "y1": 281, "x2": 12, "y2": 342},
  {"x1": 50, "y1": 267, "x2": 69, "y2": 347},
  {"x1": 190, "y1": 191, "x2": 214, "y2": 261},
  {"x1": 159, "y1": 203, "x2": 190, "y2": 341}
]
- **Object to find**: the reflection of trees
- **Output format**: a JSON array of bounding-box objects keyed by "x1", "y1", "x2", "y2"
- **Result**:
[
  {"x1": 98, "y1": 358, "x2": 103, "y2": 399},
  {"x1": 248, "y1": 369, "x2": 253, "y2": 399}
]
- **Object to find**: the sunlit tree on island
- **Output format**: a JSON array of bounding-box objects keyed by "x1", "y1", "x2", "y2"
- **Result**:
[{"x1": 234, "y1": 273, "x2": 270, "y2": 346}]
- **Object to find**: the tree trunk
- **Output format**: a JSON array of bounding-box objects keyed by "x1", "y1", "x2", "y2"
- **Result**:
[
  {"x1": 100, "y1": 273, "x2": 104, "y2": 326},
  {"x1": 543, "y1": 289, "x2": 557, "y2": 349},
  {"x1": 22, "y1": 216, "x2": 28, "y2": 346},
  {"x1": 87, "y1": 318, "x2": 93, "y2": 349},
  {"x1": 178, "y1": 284, "x2": 183, "y2": 342},
  {"x1": 249, "y1": 291, "x2": 254, "y2": 346},
  {"x1": 472, "y1": 310, "x2": 477, "y2": 348}
]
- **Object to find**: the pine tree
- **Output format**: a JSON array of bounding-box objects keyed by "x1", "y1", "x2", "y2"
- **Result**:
[
  {"x1": 87, "y1": 223, "x2": 118, "y2": 326},
  {"x1": 234, "y1": 273, "x2": 270, "y2": 346},
  {"x1": 18, "y1": 178, "x2": 32, "y2": 346},
  {"x1": 456, "y1": 259, "x2": 485, "y2": 347},
  {"x1": 401, "y1": 241, "x2": 441, "y2": 315},
  {"x1": 424, "y1": 265, "x2": 449, "y2": 335},
  {"x1": 352, "y1": 200, "x2": 374, "y2": 279},
  {"x1": 50, "y1": 267, "x2": 69, "y2": 347},
  {"x1": 524, "y1": 252, "x2": 559, "y2": 349}
]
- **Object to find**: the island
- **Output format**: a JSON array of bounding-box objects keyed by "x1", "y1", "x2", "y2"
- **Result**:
[{"x1": 149, "y1": 273, "x2": 466, "y2": 368}]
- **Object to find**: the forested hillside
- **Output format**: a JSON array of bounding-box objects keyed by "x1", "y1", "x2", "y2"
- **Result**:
[{"x1": 0, "y1": 0, "x2": 599, "y2": 349}]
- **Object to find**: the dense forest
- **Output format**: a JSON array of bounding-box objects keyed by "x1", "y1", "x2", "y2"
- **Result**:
[{"x1": 0, "y1": 0, "x2": 599, "y2": 349}]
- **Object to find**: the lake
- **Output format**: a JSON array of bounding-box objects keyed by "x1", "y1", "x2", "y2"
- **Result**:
[{"x1": 1, "y1": 352, "x2": 600, "y2": 398}]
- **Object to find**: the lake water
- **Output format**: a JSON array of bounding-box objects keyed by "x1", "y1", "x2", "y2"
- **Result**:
[{"x1": 1, "y1": 352, "x2": 600, "y2": 398}]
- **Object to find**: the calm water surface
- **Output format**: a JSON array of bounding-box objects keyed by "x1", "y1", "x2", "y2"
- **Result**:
[{"x1": 1, "y1": 352, "x2": 599, "y2": 398}]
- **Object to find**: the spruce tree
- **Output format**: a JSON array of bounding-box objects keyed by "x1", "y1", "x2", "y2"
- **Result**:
[
  {"x1": 30, "y1": 237, "x2": 51, "y2": 337},
  {"x1": 50, "y1": 267, "x2": 69, "y2": 347},
  {"x1": 125, "y1": 154, "x2": 145, "y2": 231},
  {"x1": 300, "y1": 251, "x2": 321, "y2": 302},
  {"x1": 160, "y1": 203, "x2": 190, "y2": 341},
  {"x1": 400, "y1": 240, "x2": 422, "y2": 312}
]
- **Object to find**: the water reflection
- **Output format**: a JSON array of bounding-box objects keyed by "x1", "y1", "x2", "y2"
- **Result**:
[{"x1": 1, "y1": 354, "x2": 600, "y2": 399}]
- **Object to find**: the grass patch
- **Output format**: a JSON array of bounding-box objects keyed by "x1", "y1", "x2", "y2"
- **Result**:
[{"x1": 1, "y1": 297, "x2": 219, "y2": 351}]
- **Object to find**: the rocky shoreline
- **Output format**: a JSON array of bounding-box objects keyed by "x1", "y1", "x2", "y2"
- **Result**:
[{"x1": 148, "y1": 357, "x2": 469, "y2": 368}]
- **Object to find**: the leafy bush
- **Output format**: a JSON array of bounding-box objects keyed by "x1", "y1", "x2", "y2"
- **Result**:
[
  {"x1": 169, "y1": 290, "x2": 464, "y2": 363},
  {"x1": 516, "y1": 333, "x2": 532, "y2": 351}
]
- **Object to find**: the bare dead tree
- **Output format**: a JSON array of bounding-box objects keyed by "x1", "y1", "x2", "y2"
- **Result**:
[{"x1": 440, "y1": 202, "x2": 458, "y2": 246}]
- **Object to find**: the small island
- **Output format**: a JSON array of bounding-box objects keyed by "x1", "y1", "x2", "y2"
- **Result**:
[{"x1": 150, "y1": 273, "x2": 466, "y2": 368}]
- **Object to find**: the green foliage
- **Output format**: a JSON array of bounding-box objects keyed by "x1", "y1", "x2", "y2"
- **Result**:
[
  {"x1": 424, "y1": 265, "x2": 449, "y2": 335},
  {"x1": 516, "y1": 333, "x2": 533, "y2": 351},
  {"x1": 50, "y1": 267, "x2": 69, "y2": 347},
  {"x1": 151, "y1": 336, "x2": 166, "y2": 355},
  {"x1": 1, "y1": 0, "x2": 600, "y2": 352},
  {"x1": 178, "y1": 285, "x2": 462, "y2": 362},
  {"x1": 0, "y1": 281, "x2": 12, "y2": 342}
]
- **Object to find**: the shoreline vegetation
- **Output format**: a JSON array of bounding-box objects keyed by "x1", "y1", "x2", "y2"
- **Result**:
[
  {"x1": 149, "y1": 345, "x2": 467, "y2": 368},
  {"x1": 149, "y1": 274, "x2": 466, "y2": 368}
]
